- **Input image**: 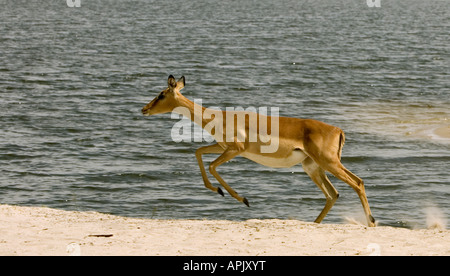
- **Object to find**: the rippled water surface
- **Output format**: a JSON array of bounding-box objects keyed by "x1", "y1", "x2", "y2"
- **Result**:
[{"x1": 1, "y1": 0, "x2": 449, "y2": 228}]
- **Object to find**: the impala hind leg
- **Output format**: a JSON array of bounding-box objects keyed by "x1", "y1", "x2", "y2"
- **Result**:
[
  {"x1": 195, "y1": 143, "x2": 225, "y2": 196},
  {"x1": 302, "y1": 157, "x2": 339, "y2": 223},
  {"x1": 327, "y1": 163, "x2": 376, "y2": 227}
]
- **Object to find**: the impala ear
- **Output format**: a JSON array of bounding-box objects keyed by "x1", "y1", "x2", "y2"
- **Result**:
[
  {"x1": 168, "y1": 75, "x2": 177, "y2": 89},
  {"x1": 177, "y1": 76, "x2": 185, "y2": 91}
]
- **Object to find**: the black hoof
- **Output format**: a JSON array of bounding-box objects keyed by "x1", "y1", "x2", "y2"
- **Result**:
[
  {"x1": 243, "y1": 197, "x2": 250, "y2": 207},
  {"x1": 217, "y1": 187, "x2": 224, "y2": 197},
  {"x1": 369, "y1": 215, "x2": 376, "y2": 224}
]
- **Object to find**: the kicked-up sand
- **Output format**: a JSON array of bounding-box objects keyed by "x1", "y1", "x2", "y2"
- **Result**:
[{"x1": 0, "y1": 204, "x2": 448, "y2": 256}]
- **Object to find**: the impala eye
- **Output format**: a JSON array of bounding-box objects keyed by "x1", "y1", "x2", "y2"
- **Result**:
[{"x1": 157, "y1": 93, "x2": 165, "y2": 100}]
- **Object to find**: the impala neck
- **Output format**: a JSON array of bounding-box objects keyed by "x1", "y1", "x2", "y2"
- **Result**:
[{"x1": 175, "y1": 94, "x2": 214, "y2": 129}]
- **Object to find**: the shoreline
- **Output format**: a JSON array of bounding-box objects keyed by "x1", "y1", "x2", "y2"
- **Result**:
[{"x1": 0, "y1": 204, "x2": 448, "y2": 256}]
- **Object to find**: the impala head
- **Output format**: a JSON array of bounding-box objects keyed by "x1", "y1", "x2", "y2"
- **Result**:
[{"x1": 142, "y1": 75, "x2": 185, "y2": 116}]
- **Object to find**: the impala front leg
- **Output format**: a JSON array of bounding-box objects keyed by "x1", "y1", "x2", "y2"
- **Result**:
[
  {"x1": 195, "y1": 143, "x2": 225, "y2": 196},
  {"x1": 208, "y1": 147, "x2": 249, "y2": 207}
]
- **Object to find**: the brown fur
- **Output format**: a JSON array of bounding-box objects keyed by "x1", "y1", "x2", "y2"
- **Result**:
[{"x1": 142, "y1": 75, "x2": 375, "y2": 226}]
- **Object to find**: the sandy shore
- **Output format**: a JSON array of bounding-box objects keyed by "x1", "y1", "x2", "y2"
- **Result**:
[{"x1": 0, "y1": 204, "x2": 448, "y2": 256}]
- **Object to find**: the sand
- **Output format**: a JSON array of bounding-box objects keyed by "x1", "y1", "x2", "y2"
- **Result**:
[
  {"x1": 0, "y1": 204, "x2": 448, "y2": 256},
  {"x1": 433, "y1": 125, "x2": 450, "y2": 139}
]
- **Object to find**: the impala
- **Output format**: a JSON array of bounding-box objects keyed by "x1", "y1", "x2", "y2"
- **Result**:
[{"x1": 142, "y1": 75, "x2": 376, "y2": 227}]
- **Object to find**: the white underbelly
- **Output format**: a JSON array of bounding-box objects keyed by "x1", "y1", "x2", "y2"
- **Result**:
[{"x1": 240, "y1": 150, "x2": 307, "y2": 168}]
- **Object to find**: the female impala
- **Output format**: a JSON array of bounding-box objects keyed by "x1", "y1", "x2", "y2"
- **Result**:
[{"x1": 142, "y1": 75, "x2": 376, "y2": 227}]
